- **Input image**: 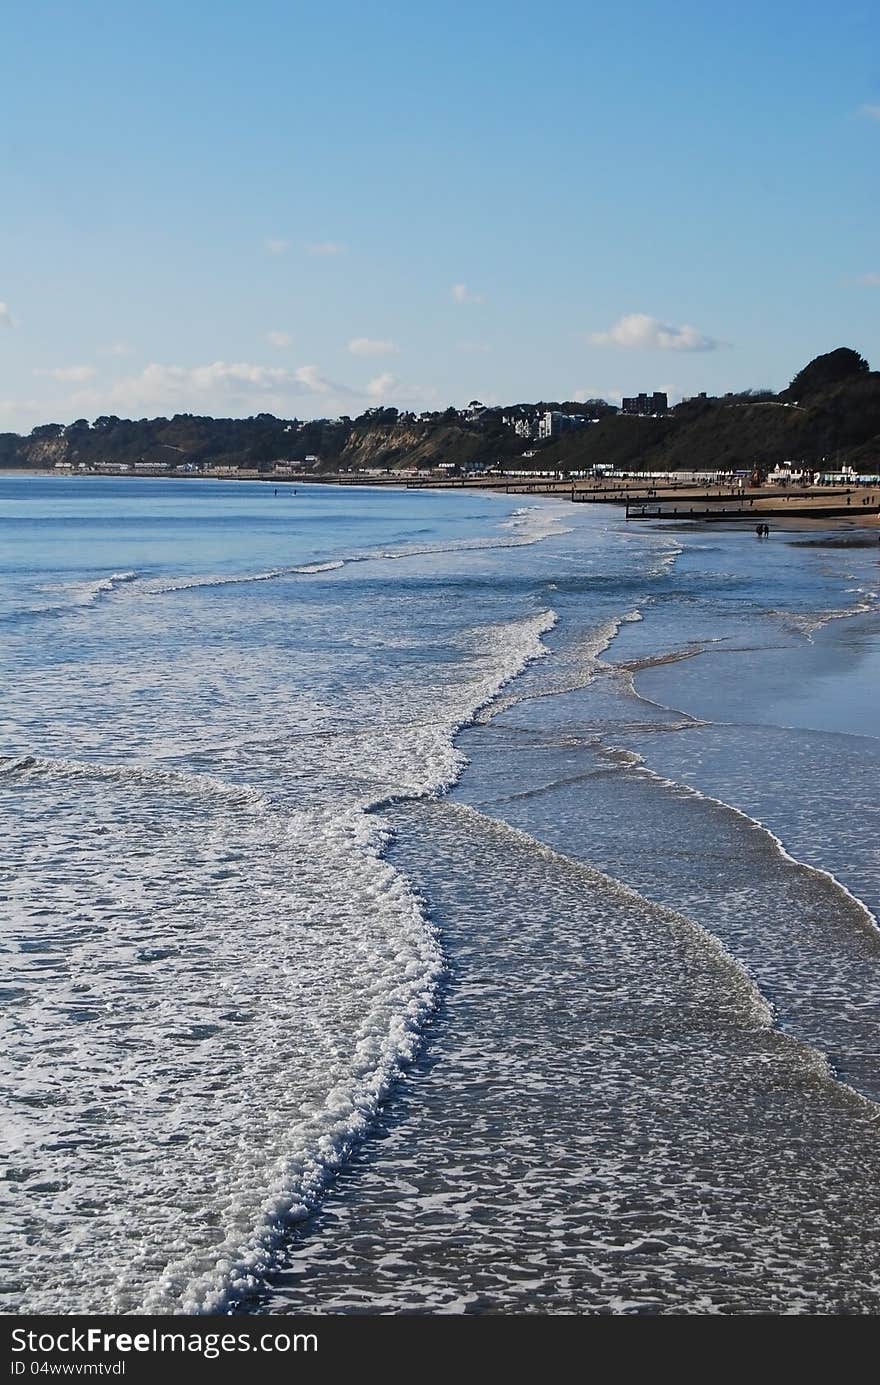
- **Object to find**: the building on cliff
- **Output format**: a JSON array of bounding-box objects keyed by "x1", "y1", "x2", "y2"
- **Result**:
[{"x1": 621, "y1": 392, "x2": 668, "y2": 416}]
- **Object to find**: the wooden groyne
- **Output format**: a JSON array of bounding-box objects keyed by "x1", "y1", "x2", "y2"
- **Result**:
[
  {"x1": 624, "y1": 488, "x2": 880, "y2": 521},
  {"x1": 404, "y1": 474, "x2": 880, "y2": 520}
]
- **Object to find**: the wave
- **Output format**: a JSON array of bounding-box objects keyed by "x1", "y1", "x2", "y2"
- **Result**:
[
  {"x1": 475, "y1": 607, "x2": 645, "y2": 724},
  {"x1": 1, "y1": 600, "x2": 559, "y2": 1315},
  {"x1": 369, "y1": 609, "x2": 557, "y2": 801},
  {"x1": 140, "y1": 507, "x2": 573, "y2": 597},
  {"x1": 152, "y1": 605, "x2": 557, "y2": 1311},
  {"x1": 290, "y1": 560, "x2": 346, "y2": 574},
  {"x1": 0, "y1": 753, "x2": 269, "y2": 811},
  {"x1": 2, "y1": 502, "x2": 572, "y2": 622},
  {"x1": 770, "y1": 586, "x2": 880, "y2": 640},
  {"x1": 0, "y1": 570, "x2": 142, "y2": 626},
  {"x1": 71, "y1": 569, "x2": 140, "y2": 603},
  {"x1": 443, "y1": 801, "x2": 776, "y2": 1030},
  {"x1": 608, "y1": 654, "x2": 880, "y2": 944},
  {"x1": 602, "y1": 740, "x2": 880, "y2": 942},
  {"x1": 446, "y1": 795, "x2": 880, "y2": 1127},
  {"x1": 139, "y1": 807, "x2": 445, "y2": 1315}
]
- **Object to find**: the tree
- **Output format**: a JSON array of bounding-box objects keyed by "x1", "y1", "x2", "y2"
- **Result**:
[{"x1": 785, "y1": 348, "x2": 870, "y2": 401}]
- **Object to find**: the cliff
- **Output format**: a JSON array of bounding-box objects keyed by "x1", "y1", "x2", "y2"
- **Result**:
[{"x1": 2, "y1": 349, "x2": 879, "y2": 478}]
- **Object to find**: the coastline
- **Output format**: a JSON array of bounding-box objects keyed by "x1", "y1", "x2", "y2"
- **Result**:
[
  {"x1": 5, "y1": 464, "x2": 878, "y2": 539},
  {"x1": 4, "y1": 472, "x2": 880, "y2": 1314},
  {"x1": 262, "y1": 509, "x2": 880, "y2": 1312}
]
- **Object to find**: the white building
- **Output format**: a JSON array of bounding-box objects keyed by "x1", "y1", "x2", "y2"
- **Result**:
[{"x1": 537, "y1": 411, "x2": 589, "y2": 440}]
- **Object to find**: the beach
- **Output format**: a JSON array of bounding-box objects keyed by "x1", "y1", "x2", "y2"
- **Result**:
[{"x1": 2, "y1": 474, "x2": 879, "y2": 1314}]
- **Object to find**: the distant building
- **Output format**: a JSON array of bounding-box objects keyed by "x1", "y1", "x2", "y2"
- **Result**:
[
  {"x1": 767, "y1": 462, "x2": 810, "y2": 486},
  {"x1": 502, "y1": 413, "x2": 536, "y2": 439},
  {"x1": 621, "y1": 392, "x2": 668, "y2": 417},
  {"x1": 537, "y1": 411, "x2": 590, "y2": 440}
]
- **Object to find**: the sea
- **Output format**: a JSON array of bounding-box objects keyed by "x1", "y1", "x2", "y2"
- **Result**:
[{"x1": 2, "y1": 472, "x2": 879, "y2": 1315}]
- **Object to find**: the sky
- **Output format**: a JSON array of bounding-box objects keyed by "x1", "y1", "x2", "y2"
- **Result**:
[{"x1": 1, "y1": 0, "x2": 879, "y2": 431}]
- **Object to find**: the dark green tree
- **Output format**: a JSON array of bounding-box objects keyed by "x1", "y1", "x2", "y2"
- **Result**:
[{"x1": 785, "y1": 348, "x2": 870, "y2": 400}]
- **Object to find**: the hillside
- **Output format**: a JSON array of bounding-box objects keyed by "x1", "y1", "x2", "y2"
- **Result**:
[{"x1": 3, "y1": 348, "x2": 879, "y2": 478}]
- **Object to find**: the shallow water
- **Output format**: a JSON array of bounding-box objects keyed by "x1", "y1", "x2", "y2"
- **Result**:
[
  {"x1": 265, "y1": 799, "x2": 880, "y2": 1315},
  {"x1": 1, "y1": 475, "x2": 878, "y2": 1313}
]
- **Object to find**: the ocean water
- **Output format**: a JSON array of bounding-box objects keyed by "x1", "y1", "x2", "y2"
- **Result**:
[{"x1": 1, "y1": 475, "x2": 879, "y2": 1315}]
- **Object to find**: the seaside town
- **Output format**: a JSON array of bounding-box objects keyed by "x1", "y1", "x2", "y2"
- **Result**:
[{"x1": 12, "y1": 350, "x2": 877, "y2": 522}]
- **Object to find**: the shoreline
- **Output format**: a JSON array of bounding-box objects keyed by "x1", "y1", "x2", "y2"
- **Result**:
[
  {"x1": 5, "y1": 468, "x2": 880, "y2": 1313},
  {"x1": 4, "y1": 466, "x2": 878, "y2": 534},
  {"x1": 264, "y1": 509, "x2": 880, "y2": 1314}
]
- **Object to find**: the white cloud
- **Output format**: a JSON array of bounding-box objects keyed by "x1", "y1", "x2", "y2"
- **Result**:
[
  {"x1": 348, "y1": 336, "x2": 399, "y2": 358},
  {"x1": 28, "y1": 356, "x2": 440, "y2": 425},
  {"x1": 305, "y1": 241, "x2": 346, "y2": 256},
  {"x1": 267, "y1": 330, "x2": 293, "y2": 348},
  {"x1": 101, "y1": 341, "x2": 134, "y2": 357},
  {"x1": 265, "y1": 237, "x2": 290, "y2": 255},
  {"x1": 293, "y1": 364, "x2": 336, "y2": 394},
  {"x1": 451, "y1": 282, "x2": 486, "y2": 304},
  {"x1": 366, "y1": 372, "x2": 397, "y2": 401},
  {"x1": 573, "y1": 387, "x2": 621, "y2": 403},
  {"x1": 857, "y1": 272, "x2": 880, "y2": 286},
  {"x1": 0, "y1": 396, "x2": 41, "y2": 418},
  {"x1": 0, "y1": 301, "x2": 15, "y2": 328},
  {"x1": 859, "y1": 103, "x2": 880, "y2": 120},
  {"x1": 66, "y1": 360, "x2": 347, "y2": 416},
  {"x1": 34, "y1": 364, "x2": 97, "y2": 383},
  {"x1": 590, "y1": 312, "x2": 721, "y2": 352},
  {"x1": 188, "y1": 362, "x2": 292, "y2": 390}
]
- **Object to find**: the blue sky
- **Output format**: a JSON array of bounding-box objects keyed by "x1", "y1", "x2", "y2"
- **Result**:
[{"x1": 1, "y1": 0, "x2": 878, "y2": 430}]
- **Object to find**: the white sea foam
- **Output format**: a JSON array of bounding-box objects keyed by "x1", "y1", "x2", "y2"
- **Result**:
[
  {"x1": 771, "y1": 586, "x2": 880, "y2": 639},
  {"x1": 600, "y1": 742, "x2": 880, "y2": 942},
  {"x1": 607, "y1": 651, "x2": 880, "y2": 944},
  {"x1": 8, "y1": 477, "x2": 879, "y2": 1316},
  {"x1": 147, "y1": 569, "x2": 287, "y2": 594},
  {"x1": 443, "y1": 801, "x2": 776, "y2": 1030},
  {"x1": 1, "y1": 570, "x2": 142, "y2": 624},
  {"x1": 475, "y1": 608, "x2": 644, "y2": 724},
  {"x1": 66, "y1": 569, "x2": 140, "y2": 604},
  {"x1": 1, "y1": 599, "x2": 558, "y2": 1315},
  {"x1": 143, "y1": 508, "x2": 572, "y2": 597}
]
